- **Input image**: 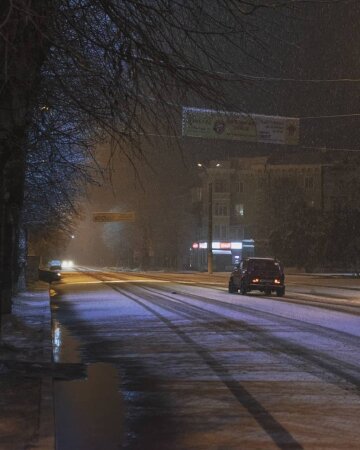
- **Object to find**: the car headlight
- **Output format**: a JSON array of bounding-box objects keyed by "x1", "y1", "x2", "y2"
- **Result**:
[{"x1": 62, "y1": 260, "x2": 74, "y2": 268}]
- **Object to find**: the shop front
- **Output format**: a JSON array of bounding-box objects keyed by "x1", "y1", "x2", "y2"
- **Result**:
[{"x1": 189, "y1": 239, "x2": 254, "y2": 271}]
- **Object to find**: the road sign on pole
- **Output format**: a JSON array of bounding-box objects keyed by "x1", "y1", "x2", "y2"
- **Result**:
[{"x1": 92, "y1": 212, "x2": 136, "y2": 222}]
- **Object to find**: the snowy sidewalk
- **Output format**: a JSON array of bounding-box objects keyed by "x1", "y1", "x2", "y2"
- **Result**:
[{"x1": 0, "y1": 282, "x2": 54, "y2": 450}]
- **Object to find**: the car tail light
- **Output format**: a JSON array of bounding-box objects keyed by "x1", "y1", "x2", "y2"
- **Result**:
[
  {"x1": 274, "y1": 278, "x2": 281, "y2": 284},
  {"x1": 252, "y1": 278, "x2": 260, "y2": 283}
]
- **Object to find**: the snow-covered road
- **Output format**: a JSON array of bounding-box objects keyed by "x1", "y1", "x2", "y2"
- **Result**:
[{"x1": 51, "y1": 270, "x2": 360, "y2": 449}]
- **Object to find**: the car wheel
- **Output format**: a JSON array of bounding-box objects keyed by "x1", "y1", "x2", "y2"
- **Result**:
[
  {"x1": 228, "y1": 280, "x2": 237, "y2": 294},
  {"x1": 240, "y1": 282, "x2": 247, "y2": 295},
  {"x1": 276, "y1": 287, "x2": 285, "y2": 297}
]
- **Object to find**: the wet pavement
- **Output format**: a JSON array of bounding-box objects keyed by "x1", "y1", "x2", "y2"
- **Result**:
[
  {"x1": 54, "y1": 362, "x2": 123, "y2": 450},
  {"x1": 50, "y1": 270, "x2": 360, "y2": 449},
  {"x1": 0, "y1": 283, "x2": 54, "y2": 450},
  {"x1": 52, "y1": 302, "x2": 124, "y2": 450}
]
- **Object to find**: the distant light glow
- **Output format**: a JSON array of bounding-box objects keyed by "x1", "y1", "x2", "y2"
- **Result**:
[{"x1": 62, "y1": 260, "x2": 74, "y2": 268}]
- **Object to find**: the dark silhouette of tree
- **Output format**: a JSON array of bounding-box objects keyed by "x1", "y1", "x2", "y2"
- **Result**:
[
  {"x1": 323, "y1": 209, "x2": 360, "y2": 274},
  {"x1": 0, "y1": 1, "x2": 51, "y2": 311},
  {"x1": 255, "y1": 177, "x2": 327, "y2": 269},
  {"x1": 2, "y1": 0, "x2": 303, "y2": 310}
]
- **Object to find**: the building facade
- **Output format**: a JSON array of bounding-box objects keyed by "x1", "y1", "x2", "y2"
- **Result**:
[{"x1": 190, "y1": 152, "x2": 360, "y2": 271}]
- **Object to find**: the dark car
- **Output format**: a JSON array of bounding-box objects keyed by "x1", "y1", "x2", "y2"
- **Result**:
[
  {"x1": 38, "y1": 268, "x2": 61, "y2": 283},
  {"x1": 228, "y1": 257, "x2": 285, "y2": 296}
]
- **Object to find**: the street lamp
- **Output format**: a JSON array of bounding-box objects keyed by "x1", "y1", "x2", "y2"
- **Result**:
[{"x1": 197, "y1": 163, "x2": 220, "y2": 274}]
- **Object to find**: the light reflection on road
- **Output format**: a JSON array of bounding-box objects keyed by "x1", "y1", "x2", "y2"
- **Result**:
[
  {"x1": 54, "y1": 362, "x2": 124, "y2": 450},
  {"x1": 52, "y1": 315, "x2": 124, "y2": 449},
  {"x1": 52, "y1": 319, "x2": 81, "y2": 364}
]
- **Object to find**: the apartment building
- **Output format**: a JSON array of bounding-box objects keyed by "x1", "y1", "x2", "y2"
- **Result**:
[{"x1": 190, "y1": 151, "x2": 358, "y2": 271}]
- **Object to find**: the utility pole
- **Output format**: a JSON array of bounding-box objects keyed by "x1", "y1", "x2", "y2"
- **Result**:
[
  {"x1": 197, "y1": 162, "x2": 218, "y2": 274},
  {"x1": 207, "y1": 182, "x2": 213, "y2": 274}
]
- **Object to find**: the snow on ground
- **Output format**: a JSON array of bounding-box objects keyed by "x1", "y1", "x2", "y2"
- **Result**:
[{"x1": 0, "y1": 282, "x2": 52, "y2": 450}]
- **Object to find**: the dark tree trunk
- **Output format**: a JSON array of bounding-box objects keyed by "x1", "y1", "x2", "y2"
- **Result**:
[
  {"x1": 0, "y1": 1, "x2": 50, "y2": 314},
  {"x1": 16, "y1": 226, "x2": 28, "y2": 292},
  {"x1": 0, "y1": 130, "x2": 26, "y2": 311}
]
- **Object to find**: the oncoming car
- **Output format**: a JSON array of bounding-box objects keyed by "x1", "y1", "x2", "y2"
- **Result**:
[
  {"x1": 228, "y1": 257, "x2": 285, "y2": 297},
  {"x1": 48, "y1": 260, "x2": 62, "y2": 271},
  {"x1": 62, "y1": 259, "x2": 74, "y2": 269}
]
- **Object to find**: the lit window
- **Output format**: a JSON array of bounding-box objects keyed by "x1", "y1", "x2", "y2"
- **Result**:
[{"x1": 234, "y1": 204, "x2": 244, "y2": 216}]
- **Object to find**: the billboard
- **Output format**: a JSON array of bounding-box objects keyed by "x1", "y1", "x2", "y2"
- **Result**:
[
  {"x1": 182, "y1": 107, "x2": 299, "y2": 145},
  {"x1": 92, "y1": 212, "x2": 135, "y2": 222}
]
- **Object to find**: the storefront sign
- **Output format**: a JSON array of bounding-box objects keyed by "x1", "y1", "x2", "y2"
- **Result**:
[{"x1": 192, "y1": 241, "x2": 243, "y2": 250}]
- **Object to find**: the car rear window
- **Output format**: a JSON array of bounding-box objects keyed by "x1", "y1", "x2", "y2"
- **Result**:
[{"x1": 249, "y1": 260, "x2": 281, "y2": 272}]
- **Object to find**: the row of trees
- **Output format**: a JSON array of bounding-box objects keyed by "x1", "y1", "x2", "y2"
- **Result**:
[
  {"x1": 1, "y1": 0, "x2": 356, "y2": 309},
  {"x1": 257, "y1": 178, "x2": 360, "y2": 273},
  {"x1": 2, "y1": 0, "x2": 304, "y2": 310},
  {"x1": 101, "y1": 151, "x2": 196, "y2": 270}
]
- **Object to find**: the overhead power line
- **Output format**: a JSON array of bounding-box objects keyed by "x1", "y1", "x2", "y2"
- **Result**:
[
  {"x1": 219, "y1": 72, "x2": 360, "y2": 84},
  {"x1": 301, "y1": 146, "x2": 360, "y2": 153},
  {"x1": 132, "y1": 132, "x2": 360, "y2": 153},
  {"x1": 300, "y1": 113, "x2": 360, "y2": 119}
]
